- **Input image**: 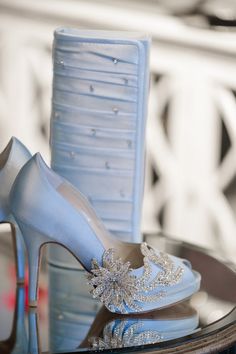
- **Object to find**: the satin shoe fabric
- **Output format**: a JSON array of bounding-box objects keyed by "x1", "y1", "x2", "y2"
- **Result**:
[{"x1": 9, "y1": 153, "x2": 201, "y2": 314}]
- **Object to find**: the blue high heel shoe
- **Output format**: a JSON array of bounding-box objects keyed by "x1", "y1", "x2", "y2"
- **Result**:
[
  {"x1": 0, "y1": 137, "x2": 31, "y2": 283},
  {"x1": 10, "y1": 153, "x2": 201, "y2": 313}
]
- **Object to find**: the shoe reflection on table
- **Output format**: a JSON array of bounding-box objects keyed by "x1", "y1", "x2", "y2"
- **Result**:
[
  {"x1": 0, "y1": 285, "x2": 43, "y2": 354},
  {"x1": 49, "y1": 265, "x2": 101, "y2": 351},
  {"x1": 28, "y1": 308, "x2": 41, "y2": 354},
  {"x1": 79, "y1": 302, "x2": 199, "y2": 350},
  {"x1": 0, "y1": 286, "x2": 27, "y2": 354},
  {"x1": 30, "y1": 301, "x2": 199, "y2": 353},
  {"x1": 48, "y1": 264, "x2": 199, "y2": 352}
]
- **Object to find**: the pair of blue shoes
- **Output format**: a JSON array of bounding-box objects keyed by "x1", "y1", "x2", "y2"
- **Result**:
[{"x1": 0, "y1": 137, "x2": 201, "y2": 314}]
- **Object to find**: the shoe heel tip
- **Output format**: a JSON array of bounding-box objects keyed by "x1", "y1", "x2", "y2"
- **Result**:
[{"x1": 17, "y1": 277, "x2": 25, "y2": 285}]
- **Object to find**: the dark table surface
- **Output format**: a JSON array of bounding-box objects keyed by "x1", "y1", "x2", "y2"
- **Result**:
[{"x1": 0, "y1": 230, "x2": 235, "y2": 354}]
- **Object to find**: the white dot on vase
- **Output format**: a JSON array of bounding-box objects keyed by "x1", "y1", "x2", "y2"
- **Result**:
[
  {"x1": 120, "y1": 190, "x2": 125, "y2": 198},
  {"x1": 112, "y1": 107, "x2": 119, "y2": 114},
  {"x1": 59, "y1": 60, "x2": 64, "y2": 66},
  {"x1": 105, "y1": 161, "x2": 110, "y2": 169}
]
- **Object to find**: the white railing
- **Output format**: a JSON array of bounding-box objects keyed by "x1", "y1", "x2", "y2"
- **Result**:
[{"x1": 0, "y1": 0, "x2": 236, "y2": 261}]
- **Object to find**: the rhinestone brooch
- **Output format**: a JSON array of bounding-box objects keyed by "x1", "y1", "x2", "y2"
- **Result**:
[{"x1": 87, "y1": 242, "x2": 184, "y2": 314}]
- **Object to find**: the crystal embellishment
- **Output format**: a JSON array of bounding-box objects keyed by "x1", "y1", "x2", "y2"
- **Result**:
[
  {"x1": 69, "y1": 151, "x2": 76, "y2": 159},
  {"x1": 89, "y1": 320, "x2": 163, "y2": 349},
  {"x1": 91, "y1": 128, "x2": 96, "y2": 136},
  {"x1": 87, "y1": 242, "x2": 184, "y2": 313},
  {"x1": 112, "y1": 107, "x2": 119, "y2": 114}
]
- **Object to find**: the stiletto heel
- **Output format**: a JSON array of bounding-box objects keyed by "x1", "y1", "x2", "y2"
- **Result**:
[
  {"x1": 16, "y1": 221, "x2": 50, "y2": 307},
  {"x1": 15, "y1": 231, "x2": 25, "y2": 284},
  {"x1": 11, "y1": 222, "x2": 25, "y2": 284},
  {"x1": 10, "y1": 153, "x2": 201, "y2": 314},
  {"x1": 0, "y1": 137, "x2": 31, "y2": 283}
]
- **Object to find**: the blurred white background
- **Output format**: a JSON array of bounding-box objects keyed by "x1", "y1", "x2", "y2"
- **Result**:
[{"x1": 1, "y1": 0, "x2": 236, "y2": 262}]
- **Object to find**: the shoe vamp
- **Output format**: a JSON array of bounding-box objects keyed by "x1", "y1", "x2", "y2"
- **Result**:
[{"x1": 131, "y1": 254, "x2": 196, "y2": 294}]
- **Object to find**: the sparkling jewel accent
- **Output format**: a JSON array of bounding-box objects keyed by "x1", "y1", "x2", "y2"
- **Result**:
[
  {"x1": 89, "y1": 320, "x2": 163, "y2": 349},
  {"x1": 113, "y1": 58, "x2": 118, "y2": 64},
  {"x1": 87, "y1": 242, "x2": 184, "y2": 314},
  {"x1": 105, "y1": 161, "x2": 110, "y2": 169},
  {"x1": 119, "y1": 189, "x2": 125, "y2": 198},
  {"x1": 69, "y1": 151, "x2": 76, "y2": 159},
  {"x1": 91, "y1": 128, "x2": 96, "y2": 136},
  {"x1": 127, "y1": 140, "x2": 132, "y2": 148},
  {"x1": 112, "y1": 107, "x2": 119, "y2": 114}
]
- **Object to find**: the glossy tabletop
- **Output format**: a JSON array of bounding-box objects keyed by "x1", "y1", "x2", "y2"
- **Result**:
[{"x1": 0, "y1": 231, "x2": 235, "y2": 354}]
